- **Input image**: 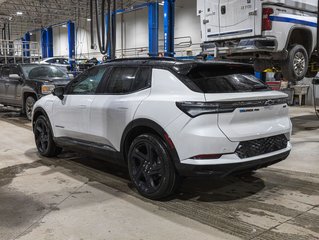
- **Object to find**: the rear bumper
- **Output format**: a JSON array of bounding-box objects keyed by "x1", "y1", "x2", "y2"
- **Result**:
[
  {"x1": 175, "y1": 144, "x2": 291, "y2": 177},
  {"x1": 201, "y1": 37, "x2": 280, "y2": 59}
]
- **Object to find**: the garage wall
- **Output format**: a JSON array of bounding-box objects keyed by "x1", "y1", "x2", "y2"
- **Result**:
[{"x1": 35, "y1": 0, "x2": 201, "y2": 60}]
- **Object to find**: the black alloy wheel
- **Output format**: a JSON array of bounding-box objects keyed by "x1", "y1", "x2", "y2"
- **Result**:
[
  {"x1": 34, "y1": 115, "x2": 62, "y2": 157},
  {"x1": 128, "y1": 134, "x2": 179, "y2": 200}
]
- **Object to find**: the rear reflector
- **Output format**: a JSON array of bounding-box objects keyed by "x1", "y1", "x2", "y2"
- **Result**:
[{"x1": 191, "y1": 154, "x2": 222, "y2": 160}]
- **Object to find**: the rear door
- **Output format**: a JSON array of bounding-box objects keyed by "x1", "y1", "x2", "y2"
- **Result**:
[
  {"x1": 89, "y1": 66, "x2": 152, "y2": 150},
  {"x1": 218, "y1": 0, "x2": 256, "y2": 40},
  {"x1": 0, "y1": 66, "x2": 11, "y2": 104}
]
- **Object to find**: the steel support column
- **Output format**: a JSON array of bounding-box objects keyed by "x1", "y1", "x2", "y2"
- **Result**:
[
  {"x1": 41, "y1": 28, "x2": 48, "y2": 59},
  {"x1": 67, "y1": 21, "x2": 75, "y2": 69},
  {"x1": 46, "y1": 27, "x2": 53, "y2": 57},
  {"x1": 163, "y1": 0, "x2": 175, "y2": 57},
  {"x1": 148, "y1": 2, "x2": 159, "y2": 57}
]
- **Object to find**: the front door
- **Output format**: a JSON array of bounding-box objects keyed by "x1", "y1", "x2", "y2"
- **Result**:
[{"x1": 52, "y1": 66, "x2": 108, "y2": 141}]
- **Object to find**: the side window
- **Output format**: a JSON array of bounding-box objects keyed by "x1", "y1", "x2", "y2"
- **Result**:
[
  {"x1": 131, "y1": 67, "x2": 151, "y2": 92},
  {"x1": 105, "y1": 67, "x2": 151, "y2": 94},
  {"x1": 68, "y1": 67, "x2": 107, "y2": 95},
  {"x1": 46, "y1": 59, "x2": 56, "y2": 64}
]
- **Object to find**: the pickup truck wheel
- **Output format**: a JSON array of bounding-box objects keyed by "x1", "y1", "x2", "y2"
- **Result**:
[
  {"x1": 281, "y1": 44, "x2": 308, "y2": 82},
  {"x1": 127, "y1": 134, "x2": 179, "y2": 200},
  {"x1": 34, "y1": 115, "x2": 62, "y2": 157},
  {"x1": 25, "y1": 96, "x2": 36, "y2": 121}
]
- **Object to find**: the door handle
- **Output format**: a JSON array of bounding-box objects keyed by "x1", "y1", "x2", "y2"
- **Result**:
[{"x1": 221, "y1": 5, "x2": 226, "y2": 15}]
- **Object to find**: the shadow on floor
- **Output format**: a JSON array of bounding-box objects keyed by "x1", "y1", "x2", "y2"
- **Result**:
[{"x1": 290, "y1": 114, "x2": 319, "y2": 134}]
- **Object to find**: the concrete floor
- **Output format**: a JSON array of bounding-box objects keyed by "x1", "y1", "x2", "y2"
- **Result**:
[{"x1": 0, "y1": 106, "x2": 318, "y2": 240}]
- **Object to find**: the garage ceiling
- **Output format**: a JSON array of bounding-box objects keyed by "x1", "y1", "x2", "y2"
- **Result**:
[{"x1": 0, "y1": 0, "x2": 150, "y2": 40}]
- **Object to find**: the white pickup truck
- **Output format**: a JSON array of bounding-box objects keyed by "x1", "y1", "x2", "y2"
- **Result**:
[{"x1": 197, "y1": 0, "x2": 319, "y2": 82}]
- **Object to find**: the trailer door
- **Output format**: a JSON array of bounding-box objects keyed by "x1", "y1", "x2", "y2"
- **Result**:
[
  {"x1": 198, "y1": 0, "x2": 220, "y2": 42},
  {"x1": 219, "y1": 0, "x2": 256, "y2": 40}
]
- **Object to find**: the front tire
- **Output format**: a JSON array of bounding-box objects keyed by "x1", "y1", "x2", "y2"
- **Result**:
[
  {"x1": 34, "y1": 115, "x2": 62, "y2": 157},
  {"x1": 127, "y1": 134, "x2": 179, "y2": 200},
  {"x1": 281, "y1": 44, "x2": 308, "y2": 83},
  {"x1": 25, "y1": 96, "x2": 36, "y2": 121}
]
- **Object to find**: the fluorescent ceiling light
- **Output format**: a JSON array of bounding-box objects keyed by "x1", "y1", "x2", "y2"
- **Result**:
[
  {"x1": 62, "y1": 24, "x2": 67, "y2": 28},
  {"x1": 16, "y1": 11, "x2": 23, "y2": 15},
  {"x1": 87, "y1": 18, "x2": 91, "y2": 22},
  {"x1": 159, "y1": 1, "x2": 164, "y2": 5},
  {"x1": 29, "y1": 32, "x2": 33, "y2": 35}
]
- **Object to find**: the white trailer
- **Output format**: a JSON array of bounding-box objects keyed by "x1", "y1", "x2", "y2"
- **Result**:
[{"x1": 198, "y1": 0, "x2": 319, "y2": 82}]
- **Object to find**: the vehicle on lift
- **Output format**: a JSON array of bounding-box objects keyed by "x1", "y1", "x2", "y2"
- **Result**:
[
  {"x1": 0, "y1": 64, "x2": 72, "y2": 120},
  {"x1": 32, "y1": 58, "x2": 292, "y2": 200},
  {"x1": 198, "y1": 0, "x2": 319, "y2": 82}
]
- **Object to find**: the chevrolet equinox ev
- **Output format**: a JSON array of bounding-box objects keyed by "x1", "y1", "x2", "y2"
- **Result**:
[{"x1": 32, "y1": 58, "x2": 292, "y2": 199}]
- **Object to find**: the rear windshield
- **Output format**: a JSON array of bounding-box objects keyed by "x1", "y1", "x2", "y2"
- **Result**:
[{"x1": 187, "y1": 66, "x2": 269, "y2": 93}]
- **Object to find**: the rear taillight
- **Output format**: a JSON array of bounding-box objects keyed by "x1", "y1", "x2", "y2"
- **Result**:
[
  {"x1": 262, "y1": 8, "x2": 274, "y2": 31},
  {"x1": 176, "y1": 98, "x2": 288, "y2": 118},
  {"x1": 175, "y1": 101, "x2": 234, "y2": 118}
]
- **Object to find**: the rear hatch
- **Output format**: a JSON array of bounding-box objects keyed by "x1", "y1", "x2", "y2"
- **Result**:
[
  {"x1": 186, "y1": 63, "x2": 291, "y2": 142},
  {"x1": 199, "y1": 0, "x2": 258, "y2": 41}
]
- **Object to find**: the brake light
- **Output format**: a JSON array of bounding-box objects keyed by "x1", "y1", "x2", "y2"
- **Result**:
[{"x1": 262, "y1": 8, "x2": 274, "y2": 31}]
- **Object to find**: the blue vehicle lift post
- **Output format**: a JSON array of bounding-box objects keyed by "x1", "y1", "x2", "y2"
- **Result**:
[
  {"x1": 41, "y1": 28, "x2": 48, "y2": 59},
  {"x1": 67, "y1": 21, "x2": 75, "y2": 70},
  {"x1": 163, "y1": 0, "x2": 175, "y2": 57},
  {"x1": 46, "y1": 27, "x2": 54, "y2": 58},
  {"x1": 105, "y1": 14, "x2": 112, "y2": 57},
  {"x1": 148, "y1": 2, "x2": 159, "y2": 57}
]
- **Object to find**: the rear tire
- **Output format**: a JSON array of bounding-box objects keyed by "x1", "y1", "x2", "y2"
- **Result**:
[
  {"x1": 25, "y1": 96, "x2": 36, "y2": 121},
  {"x1": 127, "y1": 134, "x2": 179, "y2": 200},
  {"x1": 34, "y1": 115, "x2": 62, "y2": 157},
  {"x1": 281, "y1": 44, "x2": 308, "y2": 83}
]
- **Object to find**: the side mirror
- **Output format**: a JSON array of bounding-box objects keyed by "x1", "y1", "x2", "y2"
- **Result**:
[
  {"x1": 52, "y1": 87, "x2": 65, "y2": 100},
  {"x1": 9, "y1": 74, "x2": 22, "y2": 81}
]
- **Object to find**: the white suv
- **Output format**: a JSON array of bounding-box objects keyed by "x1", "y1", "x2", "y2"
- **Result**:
[{"x1": 32, "y1": 58, "x2": 292, "y2": 199}]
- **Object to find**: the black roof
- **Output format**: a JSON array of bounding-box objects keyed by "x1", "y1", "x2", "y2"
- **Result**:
[{"x1": 102, "y1": 57, "x2": 254, "y2": 75}]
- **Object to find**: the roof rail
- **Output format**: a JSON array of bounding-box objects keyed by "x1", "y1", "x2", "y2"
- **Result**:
[{"x1": 104, "y1": 57, "x2": 177, "y2": 62}]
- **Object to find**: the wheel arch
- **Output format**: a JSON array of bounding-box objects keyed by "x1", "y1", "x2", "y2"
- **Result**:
[
  {"x1": 22, "y1": 91, "x2": 38, "y2": 111},
  {"x1": 285, "y1": 27, "x2": 313, "y2": 55},
  {"x1": 120, "y1": 118, "x2": 180, "y2": 166},
  {"x1": 32, "y1": 107, "x2": 50, "y2": 131}
]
